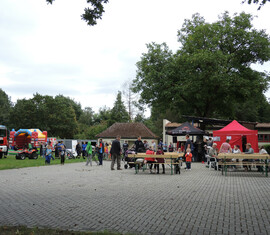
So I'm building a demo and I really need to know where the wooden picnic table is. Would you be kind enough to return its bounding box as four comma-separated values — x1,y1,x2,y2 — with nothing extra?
127,152,182,175
217,153,269,176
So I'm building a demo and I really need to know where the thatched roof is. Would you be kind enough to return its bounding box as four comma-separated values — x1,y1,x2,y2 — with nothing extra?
96,123,158,139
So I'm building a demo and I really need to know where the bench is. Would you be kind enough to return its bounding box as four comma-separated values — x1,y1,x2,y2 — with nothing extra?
217,153,270,177
127,153,182,175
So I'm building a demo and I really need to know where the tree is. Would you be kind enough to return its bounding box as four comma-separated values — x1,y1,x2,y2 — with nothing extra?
122,80,145,121
243,0,270,10
109,91,129,126
79,107,95,126
0,89,12,128
46,0,109,26
10,94,79,138
133,12,270,122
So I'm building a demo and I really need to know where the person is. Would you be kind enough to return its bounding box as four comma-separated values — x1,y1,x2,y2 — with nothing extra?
123,141,129,159
135,136,144,153
86,141,93,166
209,143,219,169
155,147,165,174
184,135,193,153
168,142,174,152
108,142,112,160
104,143,108,160
76,142,82,158
39,143,43,157
219,139,232,153
259,146,268,154
144,140,149,151
163,142,168,152
98,139,104,165
60,144,65,165
54,141,59,159
82,142,87,159
45,142,53,165
243,143,254,171
180,143,185,152
151,140,156,152
145,147,156,174
207,137,213,147
185,148,192,170
110,135,122,170
232,145,241,154
158,139,163,149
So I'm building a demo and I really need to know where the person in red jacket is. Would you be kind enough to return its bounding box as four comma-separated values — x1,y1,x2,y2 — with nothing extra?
156,147,165,174
145,147,156,174
185,147,192,170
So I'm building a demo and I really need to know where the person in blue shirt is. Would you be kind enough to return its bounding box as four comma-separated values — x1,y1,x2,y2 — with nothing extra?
82,142,87,159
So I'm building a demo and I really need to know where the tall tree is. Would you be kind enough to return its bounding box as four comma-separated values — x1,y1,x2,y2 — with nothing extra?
133,12,270,122
46,0,109,26
110,91,129,125
0,89,12,128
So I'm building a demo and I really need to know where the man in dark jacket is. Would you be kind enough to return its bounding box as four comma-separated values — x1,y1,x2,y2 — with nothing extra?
135,136,145,153
110,135,122,170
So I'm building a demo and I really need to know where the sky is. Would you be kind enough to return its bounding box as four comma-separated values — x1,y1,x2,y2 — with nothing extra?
1,0,270,114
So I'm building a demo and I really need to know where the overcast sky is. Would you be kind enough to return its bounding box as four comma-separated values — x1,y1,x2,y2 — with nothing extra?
1,0,270,114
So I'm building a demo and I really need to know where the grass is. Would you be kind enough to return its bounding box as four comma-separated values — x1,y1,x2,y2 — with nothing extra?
0,226,121,235
0,154,100,171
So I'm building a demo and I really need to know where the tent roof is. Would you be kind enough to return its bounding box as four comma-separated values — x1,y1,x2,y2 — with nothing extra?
167,122,205,136
214,120,255,133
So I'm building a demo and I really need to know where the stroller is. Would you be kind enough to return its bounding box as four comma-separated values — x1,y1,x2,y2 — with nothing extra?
124,149,136,169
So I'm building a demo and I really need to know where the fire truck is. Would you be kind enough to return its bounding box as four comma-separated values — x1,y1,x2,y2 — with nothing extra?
0,125,8,159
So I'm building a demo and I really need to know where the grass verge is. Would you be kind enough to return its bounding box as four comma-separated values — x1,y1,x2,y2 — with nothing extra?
0,226,121,235
0,154,100,171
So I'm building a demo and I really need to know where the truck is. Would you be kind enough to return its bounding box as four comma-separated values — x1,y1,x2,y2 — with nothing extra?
0,125,8,159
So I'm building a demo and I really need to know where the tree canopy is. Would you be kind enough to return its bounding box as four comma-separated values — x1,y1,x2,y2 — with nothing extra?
46,0,109,26
243,0,270,9
133,12,270,122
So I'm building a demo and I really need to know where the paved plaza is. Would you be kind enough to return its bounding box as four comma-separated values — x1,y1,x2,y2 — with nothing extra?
0,161,270,235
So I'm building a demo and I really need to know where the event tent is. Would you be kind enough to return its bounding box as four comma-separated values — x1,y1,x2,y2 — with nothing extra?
166,122,205,136
213,120,258,153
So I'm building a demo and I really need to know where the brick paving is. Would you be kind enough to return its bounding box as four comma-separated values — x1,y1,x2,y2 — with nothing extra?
0,161,270,234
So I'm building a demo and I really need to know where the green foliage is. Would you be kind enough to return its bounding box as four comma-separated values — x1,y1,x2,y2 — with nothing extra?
0,89,12,128
9,94,78,139
133,12,270,122
243,0,270,9
109,91,129,126
46,0,109,26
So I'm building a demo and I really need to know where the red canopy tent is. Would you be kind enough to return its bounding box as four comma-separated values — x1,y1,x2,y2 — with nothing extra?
213,120,258,153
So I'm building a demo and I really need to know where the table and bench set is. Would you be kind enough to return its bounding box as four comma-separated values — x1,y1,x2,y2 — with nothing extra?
127,152,182,175
217,153,270,177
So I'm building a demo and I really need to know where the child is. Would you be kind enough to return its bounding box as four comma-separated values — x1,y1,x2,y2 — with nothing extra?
185,148,192,171
45,143,52,165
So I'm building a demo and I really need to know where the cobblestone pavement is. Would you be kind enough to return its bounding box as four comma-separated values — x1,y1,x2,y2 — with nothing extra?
0,161,270,235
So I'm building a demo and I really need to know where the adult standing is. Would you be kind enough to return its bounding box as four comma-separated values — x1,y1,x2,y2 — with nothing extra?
135,136,144,153
86,141,93,166
76,142,82,158
98,138,104,165
151,140,156,152
110,135,122,170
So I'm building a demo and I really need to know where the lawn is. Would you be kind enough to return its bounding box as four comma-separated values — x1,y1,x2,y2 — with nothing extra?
0,154,99,170
0,226,121,235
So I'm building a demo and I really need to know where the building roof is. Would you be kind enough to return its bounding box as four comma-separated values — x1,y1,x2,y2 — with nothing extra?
96,122,158,139
256,123,270,128
165,122,181,128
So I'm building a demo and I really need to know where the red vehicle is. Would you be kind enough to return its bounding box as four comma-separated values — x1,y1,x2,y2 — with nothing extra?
0,125,8,159
16,148,38,160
